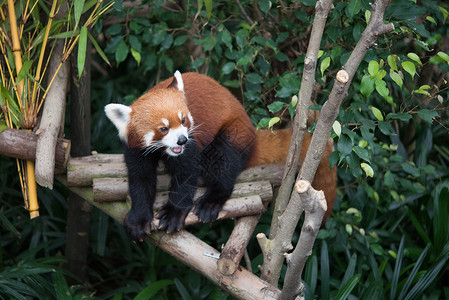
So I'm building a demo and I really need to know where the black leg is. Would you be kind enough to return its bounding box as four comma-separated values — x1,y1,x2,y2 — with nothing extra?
195,132,251,223
123,146,159,241
158,143,199,232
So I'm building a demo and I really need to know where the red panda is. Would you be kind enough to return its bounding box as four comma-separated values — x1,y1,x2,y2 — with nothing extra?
105,71,336,241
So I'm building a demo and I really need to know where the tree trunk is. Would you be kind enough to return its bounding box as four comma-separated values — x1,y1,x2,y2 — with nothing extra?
65,35,92,284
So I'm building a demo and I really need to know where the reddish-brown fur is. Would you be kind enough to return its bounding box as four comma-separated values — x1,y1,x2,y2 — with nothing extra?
129,72,337,221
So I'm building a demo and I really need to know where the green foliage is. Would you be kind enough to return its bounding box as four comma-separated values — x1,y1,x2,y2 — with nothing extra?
1,0,449,298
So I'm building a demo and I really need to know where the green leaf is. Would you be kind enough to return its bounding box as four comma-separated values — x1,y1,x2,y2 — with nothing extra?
437,51,449,62
267,101,284,113
407,53,422,65
369,106,383,121
426,16,437,25
332,120,341,137
130,48,141,66
378,121,396,135
361,76,375,97
52,272,71,300
204,0,213,19
386,112,412,121
353,146,370,162
440,6,448,23
246,72,263,84
222,62,235,75
375,79,389,98
134,279,173,300
320,57,331,76
115,39,129,66
268,117,280,128
15,59,33,85
259,0,272,14
389,70,403,88
335,274,361,300
346,0,361,18
368,61,379,76
413,85,431,96
77,26,88,78
338,134,353,157
74,0,85,26
221,29,232,49
387,55,398,71
401,162,420,177
417,109,438,124
88,31,110,66
174,35,187,46
401,61,416,79
361,163,374,177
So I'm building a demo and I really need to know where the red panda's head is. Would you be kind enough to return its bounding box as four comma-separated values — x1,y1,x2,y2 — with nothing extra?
105,71,194,156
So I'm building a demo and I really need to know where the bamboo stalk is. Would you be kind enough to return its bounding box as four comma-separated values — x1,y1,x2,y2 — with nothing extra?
7,0,39,219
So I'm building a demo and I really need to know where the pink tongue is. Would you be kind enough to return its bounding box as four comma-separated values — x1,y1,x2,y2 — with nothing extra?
172,147,182,153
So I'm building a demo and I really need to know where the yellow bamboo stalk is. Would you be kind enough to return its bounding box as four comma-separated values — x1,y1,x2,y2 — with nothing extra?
7,0,39,219
7,0,24,106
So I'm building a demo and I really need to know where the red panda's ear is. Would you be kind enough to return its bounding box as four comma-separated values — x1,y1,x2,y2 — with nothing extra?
104,103,132,142
168,70,184,92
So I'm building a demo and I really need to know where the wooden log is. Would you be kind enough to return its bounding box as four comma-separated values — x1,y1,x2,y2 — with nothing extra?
93,178,273,203
217,214,261,276
0,128,70,171
60,176,267,228
35,36,69,189
66,153,284,187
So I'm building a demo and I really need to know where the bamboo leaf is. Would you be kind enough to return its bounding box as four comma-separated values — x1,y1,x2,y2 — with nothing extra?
335,274,360,300
77,26,88,78
87,31,111,66
15,60,33,85
134,279,173,300
74,0,85,26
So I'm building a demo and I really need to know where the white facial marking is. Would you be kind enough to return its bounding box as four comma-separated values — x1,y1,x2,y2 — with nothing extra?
178,111,182,121
174,71,184,92
188,112,194,126
144,131,155,147
162,125,189,156
161,118,169,127
104,104,132,143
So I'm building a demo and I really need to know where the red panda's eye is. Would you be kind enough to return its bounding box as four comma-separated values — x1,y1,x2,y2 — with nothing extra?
160,127,168,133
181,117,186,125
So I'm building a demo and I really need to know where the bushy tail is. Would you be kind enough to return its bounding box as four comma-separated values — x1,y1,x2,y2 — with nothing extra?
247,128,337,222
247,129,293,168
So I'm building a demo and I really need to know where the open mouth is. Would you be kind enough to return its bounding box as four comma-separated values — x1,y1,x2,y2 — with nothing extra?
167,146,185,156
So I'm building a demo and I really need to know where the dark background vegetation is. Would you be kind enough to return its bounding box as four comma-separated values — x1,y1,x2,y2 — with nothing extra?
1,0,449,299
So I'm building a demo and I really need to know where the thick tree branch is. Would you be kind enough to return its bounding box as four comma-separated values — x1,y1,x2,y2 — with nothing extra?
0,128,70,171
261,0,334,285
276,0,394,297
35,38,69,189
279,181,326,300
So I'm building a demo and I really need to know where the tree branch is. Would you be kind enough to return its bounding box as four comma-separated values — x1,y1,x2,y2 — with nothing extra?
279,181,326,300
261,0,334,284
276,0,394,297
35,37,69,189
0,128,70,171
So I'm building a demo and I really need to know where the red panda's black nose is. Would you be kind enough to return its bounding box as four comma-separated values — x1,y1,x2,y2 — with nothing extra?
177,135,188,145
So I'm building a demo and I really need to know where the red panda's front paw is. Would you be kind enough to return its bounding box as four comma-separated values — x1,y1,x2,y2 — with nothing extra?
157,203,191,233
194,200,223,223
124,210,154,242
